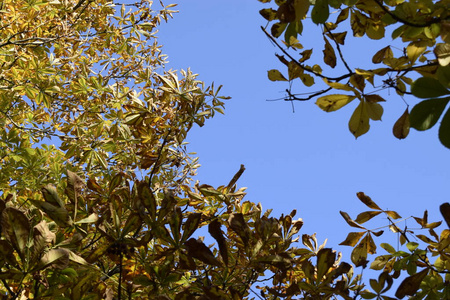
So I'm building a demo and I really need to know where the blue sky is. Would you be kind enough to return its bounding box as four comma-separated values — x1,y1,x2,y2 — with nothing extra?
158,1,449,254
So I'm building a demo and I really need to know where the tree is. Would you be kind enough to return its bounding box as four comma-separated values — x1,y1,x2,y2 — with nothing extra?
0,0,449,299
257,0,450,148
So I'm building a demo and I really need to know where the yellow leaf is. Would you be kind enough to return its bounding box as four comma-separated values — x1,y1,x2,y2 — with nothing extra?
267,69,288,81
348,100,370,138
372,46,393,64
323,78,356,92
316,94,356,112
340,231,365,247
406,41,428,64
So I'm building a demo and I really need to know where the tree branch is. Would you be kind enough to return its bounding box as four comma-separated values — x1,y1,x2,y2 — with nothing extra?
372,0,447,28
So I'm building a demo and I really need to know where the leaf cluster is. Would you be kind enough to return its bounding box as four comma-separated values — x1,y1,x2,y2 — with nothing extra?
258,0,450,147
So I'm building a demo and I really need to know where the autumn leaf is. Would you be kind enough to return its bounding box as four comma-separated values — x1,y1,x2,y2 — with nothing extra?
316,94,356,112
393,108,410,139
356,192,381,210
185,238,222,267
348,100,370,138
268,69,288,81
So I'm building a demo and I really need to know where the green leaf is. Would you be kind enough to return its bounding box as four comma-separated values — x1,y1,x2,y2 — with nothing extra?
311,0,329,24
316,94,356,112
411,77,450,99
406,242,419,252
410,97,450,131
438,107,450,148
268,69,288,81
316,248,335,282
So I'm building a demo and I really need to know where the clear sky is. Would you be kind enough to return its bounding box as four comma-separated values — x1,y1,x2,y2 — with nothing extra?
158,1,449,256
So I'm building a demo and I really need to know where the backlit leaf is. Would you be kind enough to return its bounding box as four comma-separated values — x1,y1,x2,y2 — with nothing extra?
339,231,365,247
268,69,288,81
356,192,381,210
372,46,393,64
355,211,382,224
348,100,370,138
340,211,365,229
316,94,356,112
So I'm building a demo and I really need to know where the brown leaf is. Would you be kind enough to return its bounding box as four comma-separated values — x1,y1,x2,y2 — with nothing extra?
350,74,365,92
355,211,382,224
277,1,296,23
182,213,202,242
385,210,402,219
393,108,410,140
185,238,221,267
372,46,393,64
339,232,365,247
208,219,228,265
365,94,386,103
356,192,381,210
228,213,251,247
323,37,336,68
440,203,450,228
340,211,366,229
395,268,428,298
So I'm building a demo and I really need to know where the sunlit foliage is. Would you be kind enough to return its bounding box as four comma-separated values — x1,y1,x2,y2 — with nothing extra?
259,0,450,148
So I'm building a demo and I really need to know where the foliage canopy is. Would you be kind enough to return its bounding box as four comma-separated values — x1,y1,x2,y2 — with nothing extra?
0,0,450,299
258,0,450,148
